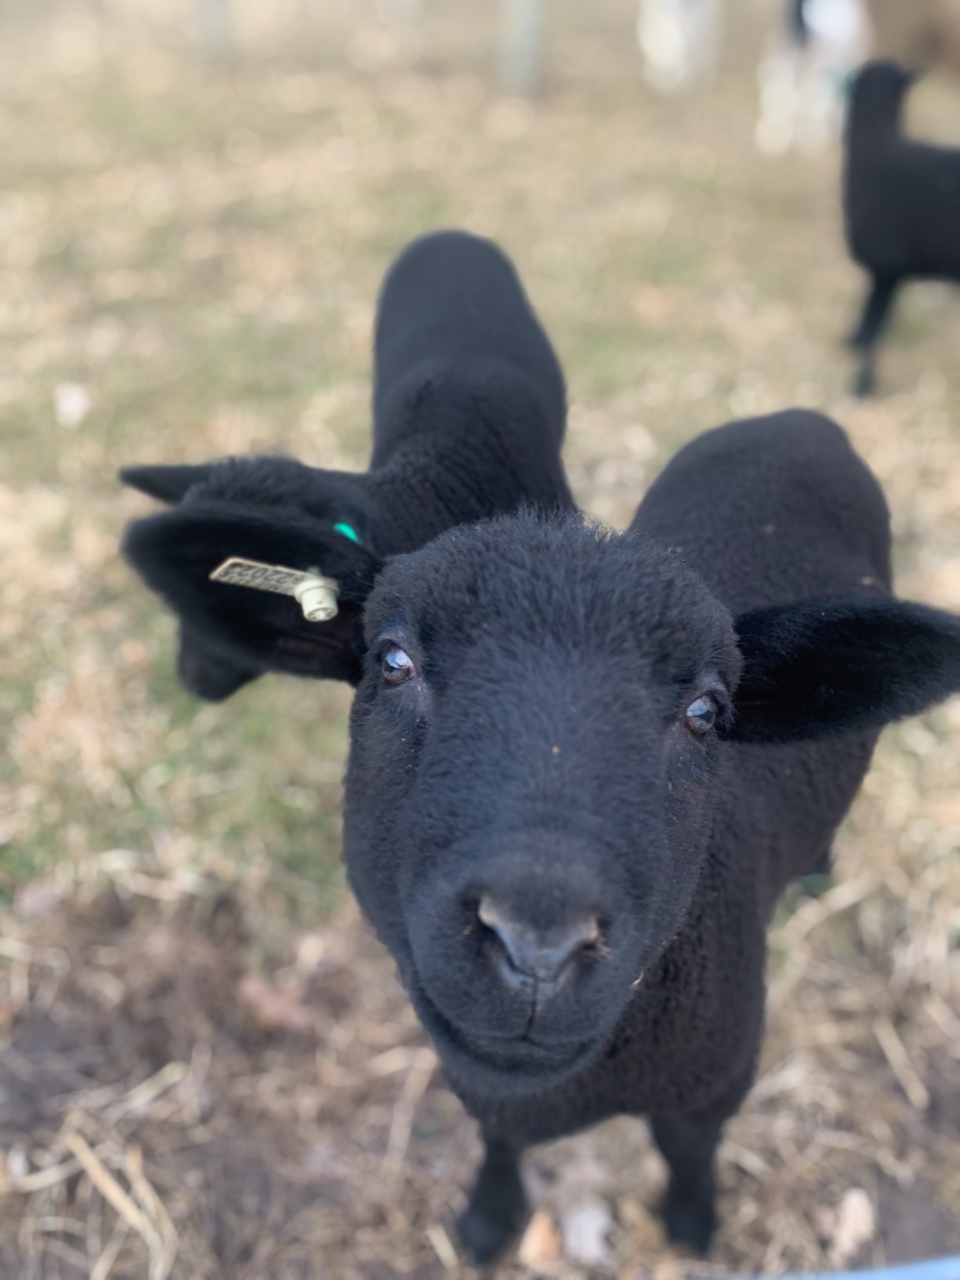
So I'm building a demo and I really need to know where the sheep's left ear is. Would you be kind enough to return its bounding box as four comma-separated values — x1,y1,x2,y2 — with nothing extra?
722,597,960,744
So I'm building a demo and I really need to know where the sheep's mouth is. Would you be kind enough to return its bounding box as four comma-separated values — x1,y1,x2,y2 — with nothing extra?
407,975,597,1095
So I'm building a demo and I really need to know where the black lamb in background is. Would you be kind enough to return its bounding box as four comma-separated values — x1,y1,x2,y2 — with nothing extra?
121,234,960,1268
844,59,960,396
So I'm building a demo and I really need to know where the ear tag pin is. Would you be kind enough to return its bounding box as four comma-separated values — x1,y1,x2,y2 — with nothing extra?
210,557,339,622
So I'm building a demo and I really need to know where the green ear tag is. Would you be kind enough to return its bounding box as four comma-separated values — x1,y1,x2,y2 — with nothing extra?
333,522,360,545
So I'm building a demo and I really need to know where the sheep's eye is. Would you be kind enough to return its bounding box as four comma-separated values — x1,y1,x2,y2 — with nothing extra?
685,693,718,736
381,646,416,685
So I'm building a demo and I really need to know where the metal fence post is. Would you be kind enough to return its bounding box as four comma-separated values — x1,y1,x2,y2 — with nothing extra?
190,0,231,60
499,0,546,97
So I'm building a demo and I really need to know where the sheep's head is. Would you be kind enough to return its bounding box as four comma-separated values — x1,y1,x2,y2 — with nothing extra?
848,59,921,134
343,513,743,1095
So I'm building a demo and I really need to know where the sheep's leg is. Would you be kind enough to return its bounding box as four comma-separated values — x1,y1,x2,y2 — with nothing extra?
847,272,896,346
649,1111,724,1254
650,1061,755,1255
849,273,899,397
458,1137,528,1265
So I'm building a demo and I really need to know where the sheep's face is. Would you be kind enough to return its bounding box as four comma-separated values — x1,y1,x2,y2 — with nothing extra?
343,513,741,1098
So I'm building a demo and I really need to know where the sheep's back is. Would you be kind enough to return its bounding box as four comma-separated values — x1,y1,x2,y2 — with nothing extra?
371,230,567,462
630,410,892,614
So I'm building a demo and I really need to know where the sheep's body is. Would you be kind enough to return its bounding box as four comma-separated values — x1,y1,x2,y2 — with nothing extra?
122,234,960,1269
367,229,572,550
336,402,960,1263
844,60,960,395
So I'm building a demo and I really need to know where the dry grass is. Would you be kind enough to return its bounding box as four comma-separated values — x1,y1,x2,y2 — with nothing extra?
1,2,959,1276
0,815,958,1278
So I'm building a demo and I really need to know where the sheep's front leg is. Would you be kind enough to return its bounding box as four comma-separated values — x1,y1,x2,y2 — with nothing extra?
650,1111,724,1254
848,273,900,397
458,1137,528,1266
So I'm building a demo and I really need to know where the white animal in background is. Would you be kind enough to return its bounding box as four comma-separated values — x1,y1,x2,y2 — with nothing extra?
636,0,724,94
756,0,868,154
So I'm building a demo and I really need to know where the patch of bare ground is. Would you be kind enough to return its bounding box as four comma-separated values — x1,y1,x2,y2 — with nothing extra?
0,817,957,1277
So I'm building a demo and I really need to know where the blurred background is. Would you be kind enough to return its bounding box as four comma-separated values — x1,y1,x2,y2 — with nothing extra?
1,2,959,1277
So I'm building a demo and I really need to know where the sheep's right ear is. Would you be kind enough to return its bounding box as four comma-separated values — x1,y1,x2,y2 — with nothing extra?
724,596,960,744
122,503,382,694
176,622,264,702
120,464,213,505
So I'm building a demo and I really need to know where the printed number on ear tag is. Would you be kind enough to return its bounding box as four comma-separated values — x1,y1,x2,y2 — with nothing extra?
210,557,339,622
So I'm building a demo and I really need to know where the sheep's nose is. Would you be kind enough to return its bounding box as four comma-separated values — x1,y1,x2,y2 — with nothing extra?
477,896,600,1000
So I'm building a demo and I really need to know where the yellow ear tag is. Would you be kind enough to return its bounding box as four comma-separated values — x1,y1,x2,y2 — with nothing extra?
209,556,339,622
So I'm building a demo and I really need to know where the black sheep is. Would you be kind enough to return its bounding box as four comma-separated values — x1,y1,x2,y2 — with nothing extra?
121,239,960,1267
120,229,573,697
844,59,960,396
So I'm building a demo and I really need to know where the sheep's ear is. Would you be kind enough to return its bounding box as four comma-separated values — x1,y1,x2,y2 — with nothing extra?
177,622,264,702
119,464,213,504
122,504,382,694
723,597,960,744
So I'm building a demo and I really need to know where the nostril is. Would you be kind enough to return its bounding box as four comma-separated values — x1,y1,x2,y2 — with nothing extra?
477,896,601,988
